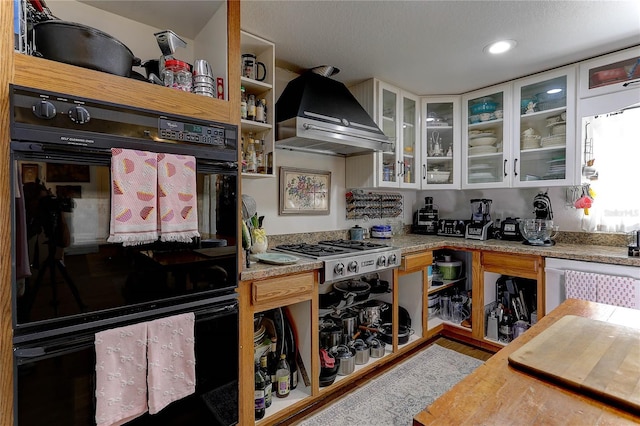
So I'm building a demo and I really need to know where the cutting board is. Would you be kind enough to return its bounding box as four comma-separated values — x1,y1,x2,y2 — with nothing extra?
508,315,640,413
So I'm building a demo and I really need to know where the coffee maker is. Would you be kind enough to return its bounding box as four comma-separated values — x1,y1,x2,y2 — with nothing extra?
413,197,439,235
465,198,493,240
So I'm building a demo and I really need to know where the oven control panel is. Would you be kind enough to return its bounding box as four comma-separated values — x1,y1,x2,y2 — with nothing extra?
322,248,402,284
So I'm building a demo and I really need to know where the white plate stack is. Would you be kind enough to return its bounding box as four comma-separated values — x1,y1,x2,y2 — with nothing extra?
469,129,499,155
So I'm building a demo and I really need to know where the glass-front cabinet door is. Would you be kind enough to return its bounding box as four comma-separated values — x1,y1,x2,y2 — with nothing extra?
512,66,576,187
421,96,461,188
462,84,511,188
376,82,420,189
378,82,400,187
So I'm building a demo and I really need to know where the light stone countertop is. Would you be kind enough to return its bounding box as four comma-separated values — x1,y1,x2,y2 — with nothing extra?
240,235,640,282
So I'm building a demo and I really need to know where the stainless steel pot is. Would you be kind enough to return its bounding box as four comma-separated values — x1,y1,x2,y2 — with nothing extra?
319,324,343,348
351,339,370,365
33,20,140,77
358,300,388,326
368,338,386,358
330,344,355,376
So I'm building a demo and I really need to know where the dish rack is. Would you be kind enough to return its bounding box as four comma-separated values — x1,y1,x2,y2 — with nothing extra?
346,190,403,220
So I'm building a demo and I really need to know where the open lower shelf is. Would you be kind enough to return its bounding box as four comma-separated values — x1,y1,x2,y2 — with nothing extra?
427,316,472,332
321,346,394,390
260,385,311,423
427,277,466,295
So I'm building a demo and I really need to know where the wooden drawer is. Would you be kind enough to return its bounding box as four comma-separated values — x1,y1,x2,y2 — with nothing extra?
252,272,315,311
400,251,433,273
482,251,541,277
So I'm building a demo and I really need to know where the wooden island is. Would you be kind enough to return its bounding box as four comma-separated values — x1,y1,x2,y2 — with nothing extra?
413,298,640,425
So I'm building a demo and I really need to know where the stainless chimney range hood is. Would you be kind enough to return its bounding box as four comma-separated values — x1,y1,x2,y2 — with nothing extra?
275,66,392,156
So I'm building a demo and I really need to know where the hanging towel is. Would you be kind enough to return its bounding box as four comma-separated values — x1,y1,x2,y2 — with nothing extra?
95,323,148,426
596,274,640,309
107,148,158,246
157,153,200,243
564,270,597,302
147,312,196,414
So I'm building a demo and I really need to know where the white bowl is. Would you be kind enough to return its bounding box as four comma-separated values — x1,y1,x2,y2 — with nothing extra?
427,170,450,183
469,136,497,147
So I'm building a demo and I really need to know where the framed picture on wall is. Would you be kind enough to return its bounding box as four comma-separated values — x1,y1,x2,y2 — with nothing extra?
21,164,39,183
279,167,331,215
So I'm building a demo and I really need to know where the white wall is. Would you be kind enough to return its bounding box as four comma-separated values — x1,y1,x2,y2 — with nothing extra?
415,187,583,232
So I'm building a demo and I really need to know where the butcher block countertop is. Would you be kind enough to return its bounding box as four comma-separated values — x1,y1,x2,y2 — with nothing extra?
412,299,640,425
240,234,640,281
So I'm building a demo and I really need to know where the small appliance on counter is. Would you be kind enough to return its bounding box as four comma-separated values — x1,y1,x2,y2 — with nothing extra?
533,191,553,220
465,198,493,240
628,230,640,257
437,219,468,237
497,217,524,241
412,197,439,235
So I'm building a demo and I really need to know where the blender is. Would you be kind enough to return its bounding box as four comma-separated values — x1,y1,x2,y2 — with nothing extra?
465,198,493,240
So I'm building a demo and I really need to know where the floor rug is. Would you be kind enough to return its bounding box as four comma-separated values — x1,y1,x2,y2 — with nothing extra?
296,344,484,426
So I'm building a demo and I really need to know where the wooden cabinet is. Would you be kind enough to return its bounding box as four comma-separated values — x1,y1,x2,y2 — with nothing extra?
399,251,433,343
346,78,421,189
1,3,240,426
474,251,544,351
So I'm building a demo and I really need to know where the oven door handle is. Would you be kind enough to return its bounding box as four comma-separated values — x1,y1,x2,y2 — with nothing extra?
14,334,96,363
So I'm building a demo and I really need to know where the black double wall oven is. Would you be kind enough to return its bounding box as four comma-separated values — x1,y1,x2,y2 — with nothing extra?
10,85,240,426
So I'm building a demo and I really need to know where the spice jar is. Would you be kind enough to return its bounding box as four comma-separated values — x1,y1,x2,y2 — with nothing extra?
162,59,192,92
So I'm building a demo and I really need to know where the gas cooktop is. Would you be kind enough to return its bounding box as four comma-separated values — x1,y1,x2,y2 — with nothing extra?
274,240,391,259
273,240,402,283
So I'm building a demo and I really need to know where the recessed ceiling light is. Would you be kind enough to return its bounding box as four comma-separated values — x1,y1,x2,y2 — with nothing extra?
484,40,517,55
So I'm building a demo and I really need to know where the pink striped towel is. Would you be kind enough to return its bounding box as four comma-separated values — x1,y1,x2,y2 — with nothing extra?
95,323,148,426
146,312,196,414
564,270,597,302
157,153,200,243
107,148,158,246
596,274,640,309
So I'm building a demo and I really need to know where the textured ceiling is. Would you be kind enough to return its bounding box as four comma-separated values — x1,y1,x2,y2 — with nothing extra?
241,1,640,95
77,1,640,95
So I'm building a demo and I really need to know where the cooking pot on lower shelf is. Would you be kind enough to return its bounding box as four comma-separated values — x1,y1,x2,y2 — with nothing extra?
378,323,414,345
33,20,140,77
333,280,371,302
350,339,370,365
319,324,343,348
358,300,388,326
330,345,356,376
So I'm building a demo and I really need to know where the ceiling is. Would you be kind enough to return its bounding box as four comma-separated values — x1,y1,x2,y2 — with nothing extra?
80,1,640,95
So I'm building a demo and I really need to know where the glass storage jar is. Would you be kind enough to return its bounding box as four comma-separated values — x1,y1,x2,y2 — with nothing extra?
162,59,193,92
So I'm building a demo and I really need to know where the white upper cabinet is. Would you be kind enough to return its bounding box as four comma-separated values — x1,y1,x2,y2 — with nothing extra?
511,66,577,188
346,79,420,189
579,46,640,99
462,83,512,189
421,96,461,189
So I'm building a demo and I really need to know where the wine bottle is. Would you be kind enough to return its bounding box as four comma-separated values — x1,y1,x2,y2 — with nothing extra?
260,354,272,408
267,337,278,392
254,362,266,419
275,353,290,398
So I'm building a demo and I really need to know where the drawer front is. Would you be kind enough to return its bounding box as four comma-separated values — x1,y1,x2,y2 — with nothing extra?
482,251,541,276
401,251,433,272
252,272,314,310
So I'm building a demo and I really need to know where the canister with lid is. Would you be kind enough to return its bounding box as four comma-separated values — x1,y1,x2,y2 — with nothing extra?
162,59,192,92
